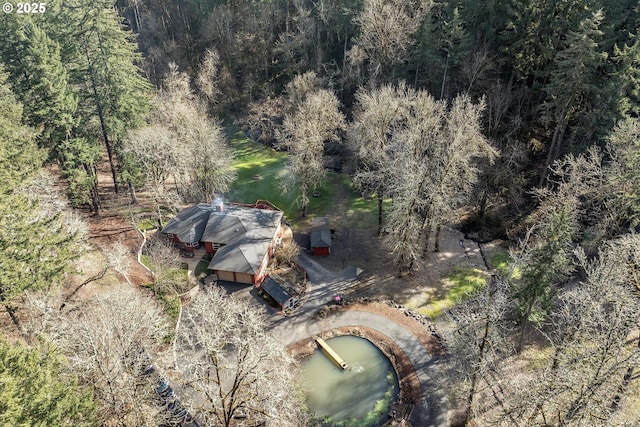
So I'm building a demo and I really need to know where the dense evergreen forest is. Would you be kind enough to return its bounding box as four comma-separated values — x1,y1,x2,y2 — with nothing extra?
1,0,640,426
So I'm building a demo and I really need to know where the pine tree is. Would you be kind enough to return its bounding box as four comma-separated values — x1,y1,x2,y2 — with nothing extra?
0,18,76,148
512,189,579,350
540,10,607,182
46,0,152,192
0,66,42,189
0,339,97,426
0,70,81,324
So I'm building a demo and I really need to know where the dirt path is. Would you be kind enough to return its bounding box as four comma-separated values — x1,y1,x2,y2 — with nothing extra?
82,159,153,286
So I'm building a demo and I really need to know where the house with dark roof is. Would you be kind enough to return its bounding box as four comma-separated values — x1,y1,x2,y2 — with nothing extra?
311,217,331,256
161,200,284,285
162,204,212,250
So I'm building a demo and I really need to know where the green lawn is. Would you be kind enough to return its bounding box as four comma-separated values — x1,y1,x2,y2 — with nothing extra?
227,133,295,217
488,248,521,280
419,267,489,319
227,132,380,228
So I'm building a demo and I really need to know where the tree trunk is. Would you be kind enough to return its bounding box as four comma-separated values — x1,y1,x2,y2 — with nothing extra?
60,267,108,310
377,191,384,236
517,289,539,352
466,317,491,425
86,48,119,193
422,219,432,258
610,333,640,411
85,163,101,214
90,180,101,215
3,304,21,329
440,53,449,100
477,190,488,226
128,181,138,205
539,113,568,186
434,224,442,252
156,204,163,229
301,182,308,217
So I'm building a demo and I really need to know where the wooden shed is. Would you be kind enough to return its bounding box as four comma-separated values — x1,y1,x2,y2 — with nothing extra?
260,276,299,311
311,217,331,256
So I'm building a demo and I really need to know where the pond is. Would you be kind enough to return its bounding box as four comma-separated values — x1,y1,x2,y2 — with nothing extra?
301,335,398,426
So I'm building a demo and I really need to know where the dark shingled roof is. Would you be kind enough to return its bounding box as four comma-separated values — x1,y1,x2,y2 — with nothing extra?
261,276,293,306
205,206,283,274
163,202,283,276
311,217,331,248
161,204,212,244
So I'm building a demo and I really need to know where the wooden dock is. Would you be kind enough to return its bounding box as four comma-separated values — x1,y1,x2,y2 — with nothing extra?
316,338,348,370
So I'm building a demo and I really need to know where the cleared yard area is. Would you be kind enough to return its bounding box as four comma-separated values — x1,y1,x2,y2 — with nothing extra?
226,132,380,228
227,132,291,214
418,267,489,318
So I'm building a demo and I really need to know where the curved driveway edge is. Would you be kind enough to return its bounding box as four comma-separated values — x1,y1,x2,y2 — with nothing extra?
268,254,448,426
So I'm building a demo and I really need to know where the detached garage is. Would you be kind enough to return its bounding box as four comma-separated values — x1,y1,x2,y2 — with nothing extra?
260,276,299,311
311,217,331,256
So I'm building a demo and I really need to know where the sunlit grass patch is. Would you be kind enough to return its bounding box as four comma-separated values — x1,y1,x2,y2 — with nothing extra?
227,132,297,219
227,133,381,228
488,248,521,280
420,267,489,319
519,346,554,370
419,300,451,319
136,217,156,231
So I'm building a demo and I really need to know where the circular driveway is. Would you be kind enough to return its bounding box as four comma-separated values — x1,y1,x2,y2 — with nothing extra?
268,254,448,427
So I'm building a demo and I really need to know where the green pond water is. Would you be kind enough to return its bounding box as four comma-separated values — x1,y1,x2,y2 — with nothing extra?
301,335,398,426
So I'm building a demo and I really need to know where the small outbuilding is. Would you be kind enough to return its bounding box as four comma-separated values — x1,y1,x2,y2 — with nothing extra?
311,217,331,256
260,276,299,311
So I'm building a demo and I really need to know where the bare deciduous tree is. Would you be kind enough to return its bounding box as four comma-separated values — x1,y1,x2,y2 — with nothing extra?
244,71,321,146
349,83,409,235
158,65,237,202
124,65,236,211
416,95,497,254
123,124,180,226
196,48,222,108
352,0,427,82
359,88,495,272
273,241,301,267
444,276,514,426
278,85,345,217
52,286,170,427
142,235,188,296
502,235,640,426
175,287,307,427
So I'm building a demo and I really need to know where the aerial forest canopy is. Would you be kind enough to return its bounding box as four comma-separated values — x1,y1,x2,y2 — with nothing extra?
1,0,640,426
1,0,638,226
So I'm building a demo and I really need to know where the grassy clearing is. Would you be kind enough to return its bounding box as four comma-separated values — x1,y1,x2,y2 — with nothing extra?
136,217,157,231
419,267,489,318
306,172,382,229
487,248,521,280
227,133,294,215
227,132,379,228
